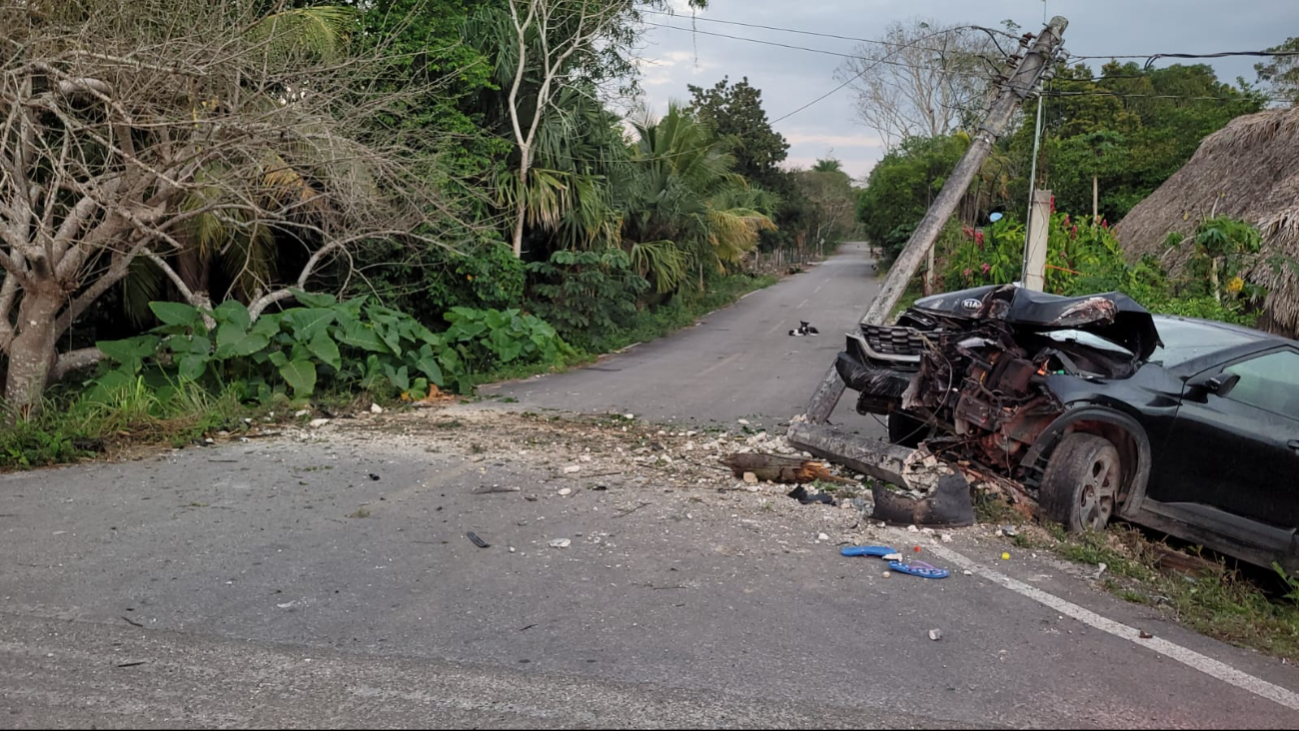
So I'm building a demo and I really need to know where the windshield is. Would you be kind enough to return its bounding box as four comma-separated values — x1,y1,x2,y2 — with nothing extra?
1148,318,1257,366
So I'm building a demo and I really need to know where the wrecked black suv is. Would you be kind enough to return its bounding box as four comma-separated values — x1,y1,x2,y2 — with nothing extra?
836,284,1299,570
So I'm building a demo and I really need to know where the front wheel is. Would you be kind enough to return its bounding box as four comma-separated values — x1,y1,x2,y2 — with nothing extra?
1039,433,1122,532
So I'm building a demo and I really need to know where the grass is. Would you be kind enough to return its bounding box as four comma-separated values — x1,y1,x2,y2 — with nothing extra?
0,378,252,469
1010,516,1299,662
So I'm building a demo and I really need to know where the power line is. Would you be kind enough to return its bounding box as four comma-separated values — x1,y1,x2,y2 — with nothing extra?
639,9,1017,52
1042,90,1283,103
639,21,993,78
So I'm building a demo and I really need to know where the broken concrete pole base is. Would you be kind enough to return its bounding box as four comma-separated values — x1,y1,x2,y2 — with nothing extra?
870,473,976,528
787,422,976,528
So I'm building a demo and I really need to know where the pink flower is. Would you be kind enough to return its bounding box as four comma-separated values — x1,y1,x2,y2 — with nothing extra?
962,226,975,239
980,262,991,274
962,268,972,278
1101,218,1109,229
1050,195,1056,212
1062,213,1071,227
974,230,985,248
1071,225,1079,236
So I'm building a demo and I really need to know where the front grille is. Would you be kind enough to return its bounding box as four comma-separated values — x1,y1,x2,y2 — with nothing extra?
861,325,927,360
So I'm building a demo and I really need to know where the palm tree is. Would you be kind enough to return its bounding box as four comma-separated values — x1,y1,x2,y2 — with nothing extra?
621,104,775,292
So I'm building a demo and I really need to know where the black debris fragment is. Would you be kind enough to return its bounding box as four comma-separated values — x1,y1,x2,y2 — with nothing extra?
787,486,837,506
466,532,490,548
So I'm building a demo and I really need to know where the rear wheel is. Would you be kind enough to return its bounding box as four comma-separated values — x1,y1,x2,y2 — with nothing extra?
1040,433,1122,532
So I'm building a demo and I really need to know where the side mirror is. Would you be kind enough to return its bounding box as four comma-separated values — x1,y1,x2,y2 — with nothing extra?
1191,372,1240,398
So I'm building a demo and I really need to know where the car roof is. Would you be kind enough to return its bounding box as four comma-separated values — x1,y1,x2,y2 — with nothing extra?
1148,315,1296,367
1150,315,1276,343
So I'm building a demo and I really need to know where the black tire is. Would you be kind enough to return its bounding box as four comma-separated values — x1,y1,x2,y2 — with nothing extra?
887,411,930,448
1039,433,1122,532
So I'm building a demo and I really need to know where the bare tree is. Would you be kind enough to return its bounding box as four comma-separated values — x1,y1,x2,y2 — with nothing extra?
835,19,1001,149
0,0,466,410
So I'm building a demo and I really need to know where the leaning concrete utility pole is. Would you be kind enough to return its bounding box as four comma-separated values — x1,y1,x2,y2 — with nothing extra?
796,17,1069,428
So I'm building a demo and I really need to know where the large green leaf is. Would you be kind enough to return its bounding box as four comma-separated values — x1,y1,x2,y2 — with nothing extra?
414,354,444,386
383,363,410,392
307,330,342,371
335,320,390,353
212,300,251,330
279,359,317,397
282,308,337,341
290,289,339,308
178,354,208,381
150,302,201,328
95,336,159,373
215,330,271,359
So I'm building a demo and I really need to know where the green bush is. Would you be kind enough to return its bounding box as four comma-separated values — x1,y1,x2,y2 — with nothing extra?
526,249,650,351
942,211,1265,326
92,295,570,402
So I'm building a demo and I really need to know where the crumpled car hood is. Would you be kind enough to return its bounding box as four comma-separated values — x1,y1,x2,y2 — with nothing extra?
912,284,1162,361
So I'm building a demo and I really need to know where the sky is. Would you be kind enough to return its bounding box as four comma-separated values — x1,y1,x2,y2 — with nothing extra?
631,0,1299,181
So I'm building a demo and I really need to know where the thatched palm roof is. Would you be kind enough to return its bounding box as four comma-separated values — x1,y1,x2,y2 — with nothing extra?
1115,105,1299,337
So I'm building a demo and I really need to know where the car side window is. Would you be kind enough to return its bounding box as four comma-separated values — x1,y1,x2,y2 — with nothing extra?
1222,350,1299,417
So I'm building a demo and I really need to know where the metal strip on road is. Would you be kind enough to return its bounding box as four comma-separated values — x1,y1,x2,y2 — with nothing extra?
929,544,1299,713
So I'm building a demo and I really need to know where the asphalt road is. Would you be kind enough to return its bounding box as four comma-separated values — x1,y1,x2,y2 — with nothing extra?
483,242,883,433
3,243,1299,728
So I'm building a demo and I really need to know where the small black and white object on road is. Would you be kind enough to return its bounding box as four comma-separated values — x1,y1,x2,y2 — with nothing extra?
788,321,820,337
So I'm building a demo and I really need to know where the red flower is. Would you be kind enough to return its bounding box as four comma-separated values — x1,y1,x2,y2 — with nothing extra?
1050,195,1056,212
1062,213,1070,227
962,226,975,239
962,268,972,278
1071,225,1079,237
980,262,991,274
974,230,985,248
1101,218,1109,229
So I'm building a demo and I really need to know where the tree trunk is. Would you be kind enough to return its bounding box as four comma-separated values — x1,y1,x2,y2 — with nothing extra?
4,288,63,412
1092,175,1099,223
512,154,530,258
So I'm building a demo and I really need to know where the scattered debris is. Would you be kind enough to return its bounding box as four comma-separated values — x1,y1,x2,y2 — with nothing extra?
472,485,521,495
1000,525,1019,538
882,571,891,578
1139,630,1154,640
370,403,384,414
929,629,943,641
721,452,853,485
119,616,144,628
742,471,759,485
115,661,147,668
841,545,898,558
466,532,490,548
549,538,572,549
817,533,830,542
738,419,750,426
309,418,331,428
962,570,974,576
563,465,582,474
368,473,380,481
787,486,836,507
888,560,950,579
941,533,953,543
1094,563,1108,580
1001,552,1011,560
558,487,573,496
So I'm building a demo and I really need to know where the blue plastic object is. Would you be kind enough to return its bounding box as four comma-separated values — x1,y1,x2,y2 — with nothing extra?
840,545,899,558
887,560,949,579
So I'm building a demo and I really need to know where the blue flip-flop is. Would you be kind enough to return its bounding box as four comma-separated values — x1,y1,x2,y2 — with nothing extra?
841,545,899,558
887,560,950,579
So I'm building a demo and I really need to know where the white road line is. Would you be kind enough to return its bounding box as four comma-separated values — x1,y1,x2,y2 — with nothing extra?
928,543,1299,713
796,298,808,310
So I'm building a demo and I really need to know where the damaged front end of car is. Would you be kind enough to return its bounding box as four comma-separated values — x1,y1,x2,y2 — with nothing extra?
836,284,1162,498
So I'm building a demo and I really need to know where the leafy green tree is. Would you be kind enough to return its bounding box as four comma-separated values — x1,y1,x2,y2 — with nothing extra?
856,135,967,261
687,76,790,189
1255,37,1299,105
